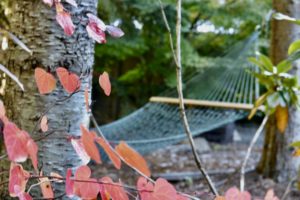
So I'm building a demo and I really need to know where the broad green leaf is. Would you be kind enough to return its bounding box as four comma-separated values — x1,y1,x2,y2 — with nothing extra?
288,40,300,55
290,141,300,148
277,60,292,73
248,57,266,71
259,54,273,72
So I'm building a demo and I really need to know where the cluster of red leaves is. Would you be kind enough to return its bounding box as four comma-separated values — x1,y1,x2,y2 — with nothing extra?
63,165,188,200
72,125,150,177
35,67,111,97
42,0,124,43
35,67,80,94
0,103,36,199
137,177,188,200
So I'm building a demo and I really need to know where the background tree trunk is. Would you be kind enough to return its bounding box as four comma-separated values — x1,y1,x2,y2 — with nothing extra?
0,0,97,197
258,0,300,181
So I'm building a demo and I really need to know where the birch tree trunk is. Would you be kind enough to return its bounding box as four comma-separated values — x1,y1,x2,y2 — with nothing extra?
257,0,300,181
0,0,97,197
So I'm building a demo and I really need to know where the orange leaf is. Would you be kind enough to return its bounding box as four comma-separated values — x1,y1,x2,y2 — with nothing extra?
100,177,129,200
56,67,81,94
214,196,226,200
39,172,54,199
34,68,56,94
40,115,48,132
80,125,101,163
99,71,111,96
115,141,151,177
275,106,289,134
84,87,90,112
96,137,121,169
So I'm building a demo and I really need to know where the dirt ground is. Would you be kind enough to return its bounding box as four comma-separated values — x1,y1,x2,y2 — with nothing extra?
91,140,300,200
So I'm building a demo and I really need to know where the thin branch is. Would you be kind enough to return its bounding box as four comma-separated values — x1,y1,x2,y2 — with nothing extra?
90,113,200,200
158,0,218,195
90,113,154,184
281,178,296,200
240,115,269,191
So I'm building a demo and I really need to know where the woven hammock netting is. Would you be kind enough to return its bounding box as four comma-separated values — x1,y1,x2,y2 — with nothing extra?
99,31,261,155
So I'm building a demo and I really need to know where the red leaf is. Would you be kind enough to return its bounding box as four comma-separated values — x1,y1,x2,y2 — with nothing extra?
65,168,74,197
14,185,33,200
115,141,151,177
9,163,30,197
137,177,177,200
99,71,111,96
100,177,129,200
106,25,124,38
56,67,81,94
34,68,56,94
74,165,99,199
80,125,101,163
71,138,90,165
4,122,29,162
26,139,39,171
95,137,121,169
56,4,75,36
86,13,106,43
40,115,48,132
137,177,153,200
225,187,251,200
152,178,177,200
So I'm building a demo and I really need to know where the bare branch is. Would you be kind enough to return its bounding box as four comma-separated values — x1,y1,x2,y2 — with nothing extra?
158,0,219,195
240,115,269,191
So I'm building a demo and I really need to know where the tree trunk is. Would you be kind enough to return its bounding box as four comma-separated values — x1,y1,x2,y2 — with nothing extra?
0,0,97,197
257,0,300,181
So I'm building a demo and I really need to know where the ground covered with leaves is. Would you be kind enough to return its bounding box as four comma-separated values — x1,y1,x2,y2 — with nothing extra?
92,131,300,200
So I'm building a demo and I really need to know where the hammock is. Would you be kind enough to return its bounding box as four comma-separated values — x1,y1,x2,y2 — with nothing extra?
99,31,261,155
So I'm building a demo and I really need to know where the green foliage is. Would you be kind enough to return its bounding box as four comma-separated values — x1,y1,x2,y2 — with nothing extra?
248,49,300,118
94,0,272,119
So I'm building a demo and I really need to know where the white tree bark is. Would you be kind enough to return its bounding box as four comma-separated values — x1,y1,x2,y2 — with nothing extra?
0,0,97,197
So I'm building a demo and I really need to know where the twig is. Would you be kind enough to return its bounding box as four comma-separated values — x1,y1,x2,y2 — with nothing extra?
281,178,296,200
158,0,218,195
90,113,200,200
240,115,269,191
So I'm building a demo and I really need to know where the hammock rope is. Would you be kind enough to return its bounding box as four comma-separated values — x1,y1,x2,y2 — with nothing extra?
99,31,261,155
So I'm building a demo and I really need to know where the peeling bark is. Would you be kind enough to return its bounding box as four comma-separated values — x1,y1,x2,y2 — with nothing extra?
0,0,97,197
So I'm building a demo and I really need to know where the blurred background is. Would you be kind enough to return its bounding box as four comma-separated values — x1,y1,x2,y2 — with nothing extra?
92,0,272,124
